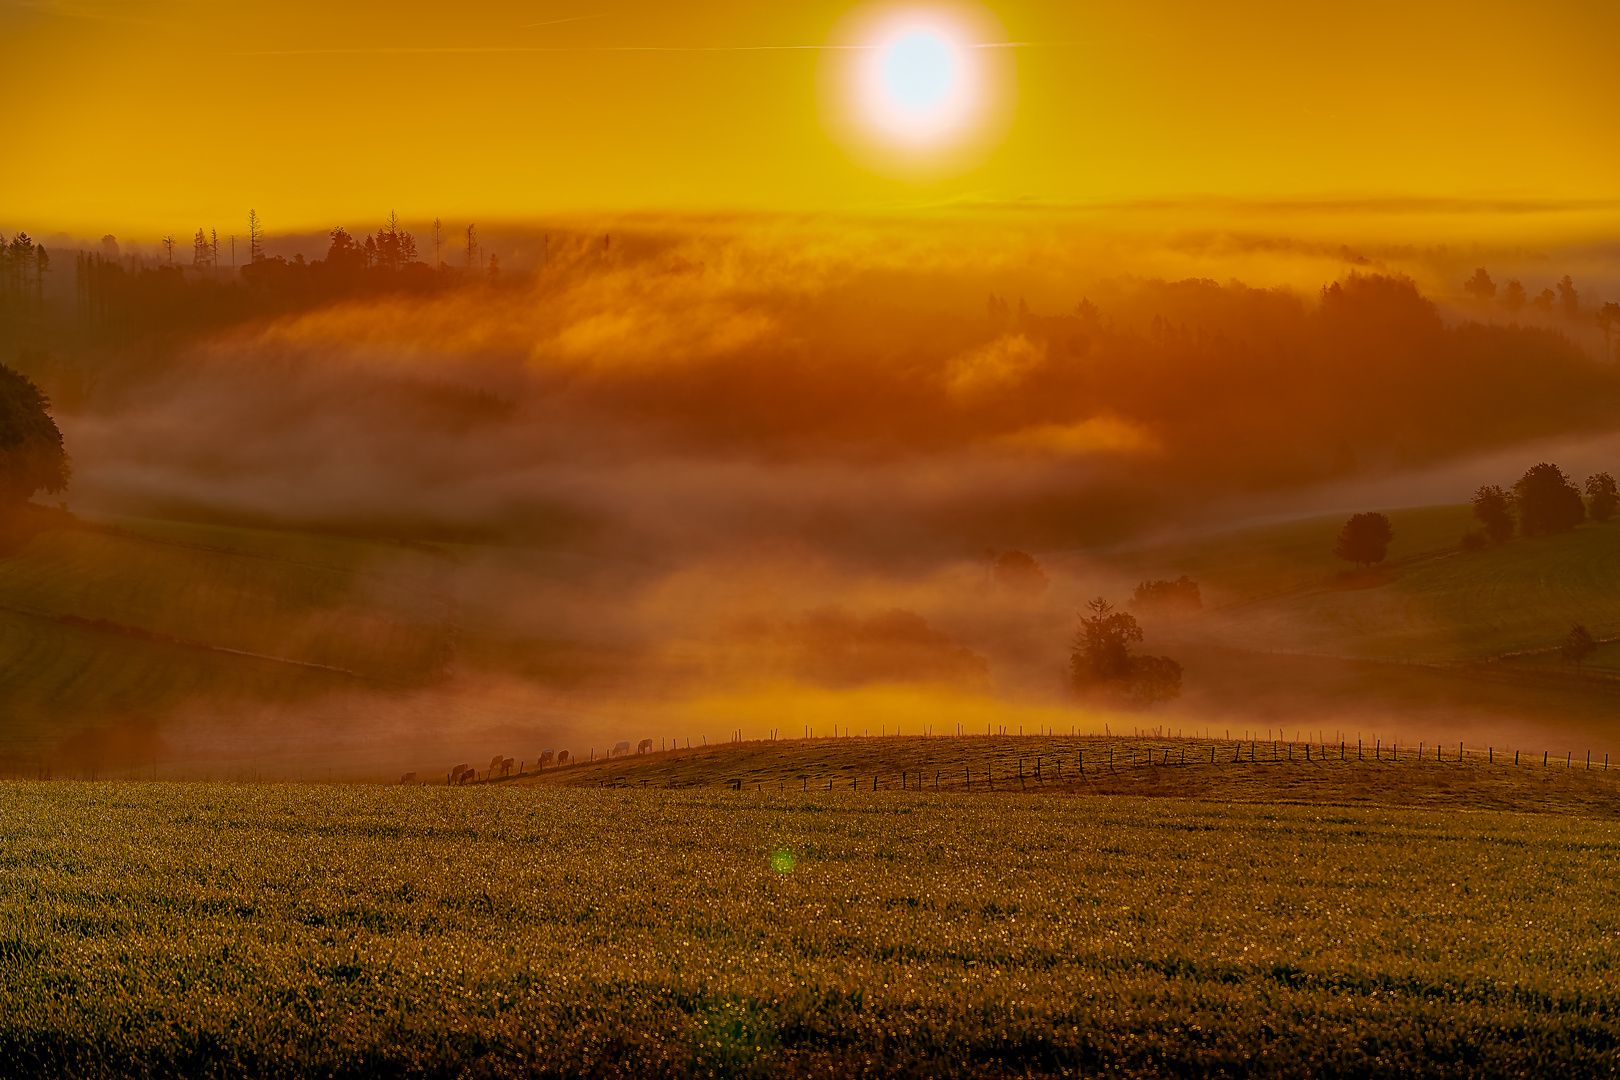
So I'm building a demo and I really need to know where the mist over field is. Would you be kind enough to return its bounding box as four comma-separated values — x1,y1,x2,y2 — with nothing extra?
8,214,1620,776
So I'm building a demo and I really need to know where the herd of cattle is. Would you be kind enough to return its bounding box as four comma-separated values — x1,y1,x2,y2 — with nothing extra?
406,738,659,784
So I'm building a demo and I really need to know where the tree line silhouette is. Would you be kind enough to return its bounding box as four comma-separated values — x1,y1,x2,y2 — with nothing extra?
1,234,49,315
1462,267,1620,360
2,210,508,346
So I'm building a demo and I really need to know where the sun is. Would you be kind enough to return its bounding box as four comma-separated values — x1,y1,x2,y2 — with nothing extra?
862,24,970,145
818,1,1016,176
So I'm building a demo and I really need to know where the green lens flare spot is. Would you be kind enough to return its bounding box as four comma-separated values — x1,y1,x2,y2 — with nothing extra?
770,849,796,874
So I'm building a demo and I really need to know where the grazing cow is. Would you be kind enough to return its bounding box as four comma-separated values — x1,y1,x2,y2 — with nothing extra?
401,772,416,784
501,757,514,777
611,741,631,759
540,749,555,768
490,754,505,773
453,764,472,785
450,764,470,785
556,750,571,766
637,738,653,755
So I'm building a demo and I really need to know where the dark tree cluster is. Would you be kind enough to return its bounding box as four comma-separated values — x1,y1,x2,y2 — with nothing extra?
1514,463,1586,536
1069,597,1182,709
1132,575,1202,613
1,233,49,314
1463,463,1611,549
1562,624,1597,671
1333,512,1394,569
1464,268,1620,360
0,364,69,511
989,549,1049,595
1468,485,1514,546
1585,472,1617,523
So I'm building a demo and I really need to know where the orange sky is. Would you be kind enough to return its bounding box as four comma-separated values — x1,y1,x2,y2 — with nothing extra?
5,0,1619,235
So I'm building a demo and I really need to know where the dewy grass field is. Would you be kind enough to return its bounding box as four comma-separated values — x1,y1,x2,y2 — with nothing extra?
2,778,1618,1078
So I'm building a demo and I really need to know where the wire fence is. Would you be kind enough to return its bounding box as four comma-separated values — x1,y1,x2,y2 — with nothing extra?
541,734,1619,792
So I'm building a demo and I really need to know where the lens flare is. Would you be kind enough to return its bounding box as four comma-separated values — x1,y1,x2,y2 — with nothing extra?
818,1,1016,177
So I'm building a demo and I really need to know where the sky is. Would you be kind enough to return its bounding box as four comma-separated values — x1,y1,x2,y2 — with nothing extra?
6,0,1620,235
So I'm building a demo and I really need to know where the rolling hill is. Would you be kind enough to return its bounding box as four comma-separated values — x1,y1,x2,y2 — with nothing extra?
3,501,1620,778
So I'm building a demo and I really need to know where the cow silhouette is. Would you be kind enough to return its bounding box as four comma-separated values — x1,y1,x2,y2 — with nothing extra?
500,757,514,777
611,741,631,759
450,764,471,785
556,750,571,766
490,754,505,773
540,749,555,768
637,739,653,755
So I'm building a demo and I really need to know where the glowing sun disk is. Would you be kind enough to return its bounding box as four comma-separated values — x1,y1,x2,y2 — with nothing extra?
881,30,957,114
818,0,1016,175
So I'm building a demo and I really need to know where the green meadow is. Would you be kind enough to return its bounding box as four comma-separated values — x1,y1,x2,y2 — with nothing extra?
1,780,1617,1078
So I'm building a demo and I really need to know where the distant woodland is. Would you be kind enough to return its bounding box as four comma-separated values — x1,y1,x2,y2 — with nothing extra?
3,215,1620,549
2,212,508,348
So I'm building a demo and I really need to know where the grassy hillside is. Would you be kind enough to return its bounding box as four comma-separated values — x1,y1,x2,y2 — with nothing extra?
1099,504,1476,606
0,516,458,761
501,733,1620,816
1110,505,1620,665
4,781,1618,1078
6,500,1620,776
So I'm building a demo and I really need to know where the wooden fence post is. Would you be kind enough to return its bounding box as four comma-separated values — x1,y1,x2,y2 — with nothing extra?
1544,751,1549,767
1489,747,1493,763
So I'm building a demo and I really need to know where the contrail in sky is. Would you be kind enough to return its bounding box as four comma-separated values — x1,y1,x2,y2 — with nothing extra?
521,13,618,28
236,42,1052,55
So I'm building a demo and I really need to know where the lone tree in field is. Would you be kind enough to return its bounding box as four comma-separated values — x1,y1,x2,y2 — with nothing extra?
1333,512,1394,569
0,365,70,510
1514,463,1585,535
1562,624,1597,671
1472,484,1515,544
1586,472,1618,523
1069,597,1182,708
